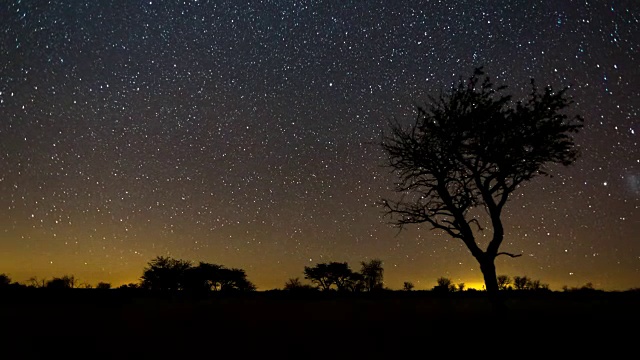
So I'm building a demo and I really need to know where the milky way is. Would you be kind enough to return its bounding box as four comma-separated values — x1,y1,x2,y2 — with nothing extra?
1,0,638,290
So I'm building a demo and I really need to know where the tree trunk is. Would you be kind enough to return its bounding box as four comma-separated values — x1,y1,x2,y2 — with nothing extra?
479,255,506,313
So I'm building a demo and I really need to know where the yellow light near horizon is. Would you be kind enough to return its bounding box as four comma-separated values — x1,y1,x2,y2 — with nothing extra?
462,282,486,291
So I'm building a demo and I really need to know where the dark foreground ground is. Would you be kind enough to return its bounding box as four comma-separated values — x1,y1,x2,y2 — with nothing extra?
1,289,638,358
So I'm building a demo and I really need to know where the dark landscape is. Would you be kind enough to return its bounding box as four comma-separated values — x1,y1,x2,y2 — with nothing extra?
1,287,638,358
2,2,639,358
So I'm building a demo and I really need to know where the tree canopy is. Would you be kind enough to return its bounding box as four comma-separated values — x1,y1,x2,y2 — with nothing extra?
140,256,256,293
140,256,192,291
304,262,363,292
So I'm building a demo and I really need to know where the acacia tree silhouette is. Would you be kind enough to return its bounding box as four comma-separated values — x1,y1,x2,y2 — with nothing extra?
141,257,256,293
218,267,257,292
141,256,192,291
380,67,583,305
304,262,360,291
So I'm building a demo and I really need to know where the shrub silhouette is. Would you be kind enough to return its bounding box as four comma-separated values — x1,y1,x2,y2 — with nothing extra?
513,276,530,290
0,273,11,288
283,277,317,292
96,282,112,290
433,277,456,293
403,282,414,291
497,275,511,290
45,275,77,289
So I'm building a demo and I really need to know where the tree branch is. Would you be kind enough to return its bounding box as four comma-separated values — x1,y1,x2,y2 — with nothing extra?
496,252,522,258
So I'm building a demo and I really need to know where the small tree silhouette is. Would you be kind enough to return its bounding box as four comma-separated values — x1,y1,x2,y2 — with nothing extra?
284,277,302,289
218,268,256,292
304,262,358,291
96,282,112,290
46,275,77,289
345,272,366,292
580,282,597,291
303,263,332,290
529,279,542,290
512,276,550,291
140,256,192,291
0,273,11,288
360,259,384,292
433,277,456,293
513,276,530,290
457,283,465,292
403,282,414,291
28,276,47,288
497,275,511,290
284,277,317,292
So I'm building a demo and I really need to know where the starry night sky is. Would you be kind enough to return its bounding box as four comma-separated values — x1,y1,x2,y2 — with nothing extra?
1,0,638,291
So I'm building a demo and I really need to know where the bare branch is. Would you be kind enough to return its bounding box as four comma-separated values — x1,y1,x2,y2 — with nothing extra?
496,252,523,258
468,218,484,232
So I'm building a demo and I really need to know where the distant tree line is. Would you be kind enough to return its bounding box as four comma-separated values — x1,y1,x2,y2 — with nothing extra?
0,263,635,294
284,259,385,293
281,259,560,294
428,275,552,293
0,256,256,293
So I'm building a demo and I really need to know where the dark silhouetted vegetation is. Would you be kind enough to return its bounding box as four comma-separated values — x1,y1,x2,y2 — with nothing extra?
513,276,550,291
1,260,638,359
283,277,317,292
403,281,414,291
303,262,362,291
360,258,385,292
433,277,456,293
302,260,387,292
0,273,11,287
140,256,256,294
141,256,192,291
118,283,141,290
46,275,77,289
513,275,530,290
96,282,112,290
497,275,511,290
380,67,583,303
27,276,47,288
562,282,603,293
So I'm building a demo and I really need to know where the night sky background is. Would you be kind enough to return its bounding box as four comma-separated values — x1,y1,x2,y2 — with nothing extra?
1,0,638,291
